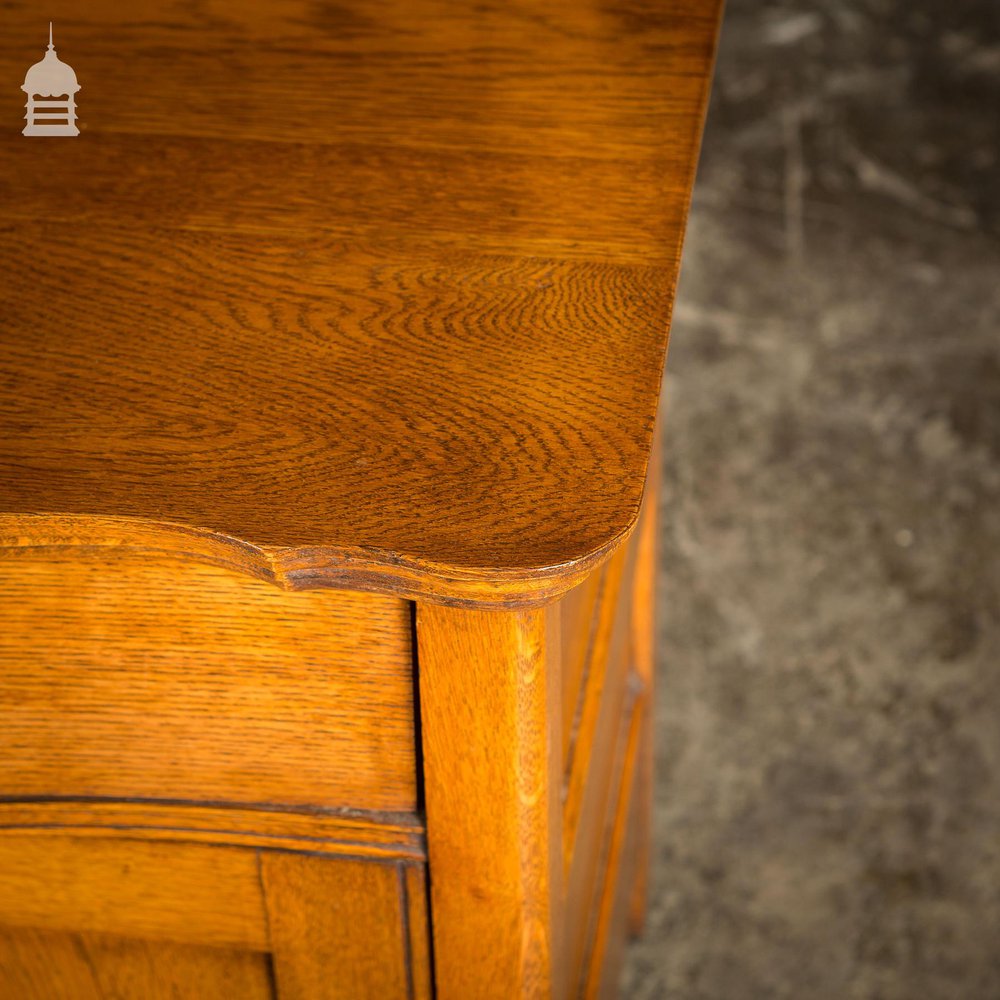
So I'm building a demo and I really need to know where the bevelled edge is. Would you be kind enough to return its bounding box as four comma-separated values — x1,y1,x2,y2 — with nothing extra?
0,511,638,609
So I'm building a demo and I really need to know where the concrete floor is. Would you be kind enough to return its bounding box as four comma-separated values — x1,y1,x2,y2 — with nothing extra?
621,1,1000,997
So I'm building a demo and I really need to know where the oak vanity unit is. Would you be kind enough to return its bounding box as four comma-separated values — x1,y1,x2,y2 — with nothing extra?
0,1,722,996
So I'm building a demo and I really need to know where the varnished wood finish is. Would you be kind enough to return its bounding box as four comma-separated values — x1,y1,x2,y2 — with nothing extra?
559,567,606,761
0,1,722,994
261,854,423,1000
0,550,416,812
416,503,658,998
0,834,432,998
0,835,269,950
417,604,564,999
0,927,274,1000
562,542,637,867
628,430,662,935
0,801,425,861
403,865,435,1000
587,697,647,1000
560,538,642,998
0,0,722,608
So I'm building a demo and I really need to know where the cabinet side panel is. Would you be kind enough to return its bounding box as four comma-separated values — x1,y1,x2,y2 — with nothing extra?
628,432,660,932
558,472,657,995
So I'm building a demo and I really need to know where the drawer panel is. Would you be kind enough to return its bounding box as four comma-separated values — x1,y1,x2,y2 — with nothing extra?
0,834,268,950
0,926,274,1000
0,832,432,1000
0,551,417,813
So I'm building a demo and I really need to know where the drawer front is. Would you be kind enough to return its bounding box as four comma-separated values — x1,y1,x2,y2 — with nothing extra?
0,551,417,813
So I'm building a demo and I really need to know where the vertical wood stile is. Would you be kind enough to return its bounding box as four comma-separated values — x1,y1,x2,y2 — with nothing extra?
260,853,412,999
417,604,564,999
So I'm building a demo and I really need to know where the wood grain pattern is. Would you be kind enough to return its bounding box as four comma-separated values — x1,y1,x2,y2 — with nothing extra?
0,927,273,1000
403,864,434,1000
0,550,417,813
561,552,640,997
585,688,646,1000
0,841,431,997
0,928,104,1000
0,1,722,992
416,604,564,999
0,0,723,607
559,566,606,760
0,835,269,950
562,539,637,867
260,853,422,1000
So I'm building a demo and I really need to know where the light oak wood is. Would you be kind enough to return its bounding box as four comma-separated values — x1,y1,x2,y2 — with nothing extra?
0,0,723,994
403,864,434,1000
561,542,641,997
628,429,662,934
587,693,646,1000
0,0,722,609
0,928,105,1000
0,801,425,861
261,854,424,1000
0,835,269,950
0,836,433,998
562,541,637,867
559,567,606,761
0,927,273,1000
0,550,416,813
417,604,564,999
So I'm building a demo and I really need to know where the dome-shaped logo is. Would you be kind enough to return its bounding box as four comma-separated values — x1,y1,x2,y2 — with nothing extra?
22,23,81,137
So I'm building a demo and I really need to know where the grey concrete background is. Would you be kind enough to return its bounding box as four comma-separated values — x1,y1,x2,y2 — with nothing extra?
621,1,1000,997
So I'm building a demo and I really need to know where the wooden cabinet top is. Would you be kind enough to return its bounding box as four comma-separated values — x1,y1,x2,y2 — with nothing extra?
0,0,722,607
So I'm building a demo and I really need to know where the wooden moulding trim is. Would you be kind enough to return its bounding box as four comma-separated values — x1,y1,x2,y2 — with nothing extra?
0,800,426,862
0,510,640,609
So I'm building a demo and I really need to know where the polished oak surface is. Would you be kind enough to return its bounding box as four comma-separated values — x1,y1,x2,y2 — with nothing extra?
0,550,417,812
0,0,721,606
0,2,722,995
